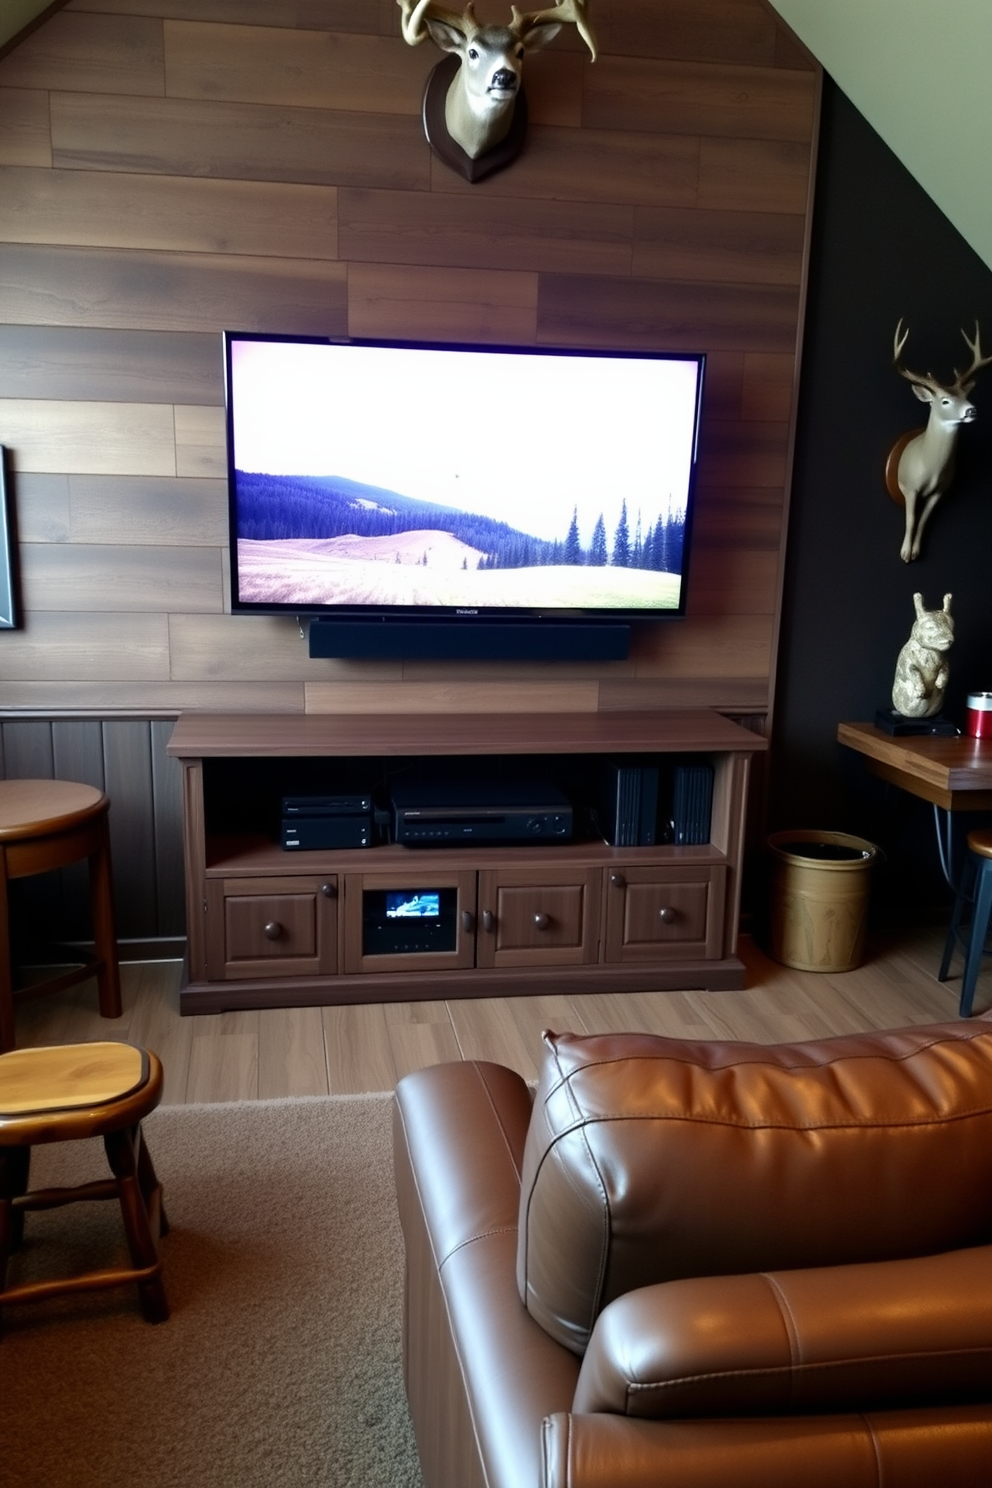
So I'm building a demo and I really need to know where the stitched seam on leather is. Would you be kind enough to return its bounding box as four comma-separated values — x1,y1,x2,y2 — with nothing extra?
438,1224,518,1269
520,1039,568,1319
621,1344,992,1395
862,1415,884,1487
574,1118,611,1342
547,1107,992,1134
524,1038,609,1347
550,1037,612,1343
557,1027,991,1078
762,1271,802,1405
474,1060,525,1185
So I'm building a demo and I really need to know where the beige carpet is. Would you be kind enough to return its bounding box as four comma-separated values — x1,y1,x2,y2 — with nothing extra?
0,1094,425,1488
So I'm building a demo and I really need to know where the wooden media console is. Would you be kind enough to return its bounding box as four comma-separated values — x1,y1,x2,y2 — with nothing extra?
168,710,765,1014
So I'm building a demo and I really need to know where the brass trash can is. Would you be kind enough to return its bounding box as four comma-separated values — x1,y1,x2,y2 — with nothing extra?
767,830,879,972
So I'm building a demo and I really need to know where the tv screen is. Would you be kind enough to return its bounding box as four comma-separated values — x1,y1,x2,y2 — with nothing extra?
224,332,704,625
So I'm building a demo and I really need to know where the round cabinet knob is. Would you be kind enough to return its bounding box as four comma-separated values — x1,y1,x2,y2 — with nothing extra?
320,882,336,899
533,912,550,931
610,873,626,889
481,910,495,933
461,909,475,933
263,921,283,940
658,907,677,924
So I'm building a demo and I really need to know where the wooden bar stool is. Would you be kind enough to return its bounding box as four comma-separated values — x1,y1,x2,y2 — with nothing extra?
939,828,992,1016
0,779,123,1054
0,1041,168,1326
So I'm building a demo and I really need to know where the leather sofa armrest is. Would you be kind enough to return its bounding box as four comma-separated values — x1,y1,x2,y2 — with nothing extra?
573,1245,992,1419
543,1407,992,1488
395,1060,581,1488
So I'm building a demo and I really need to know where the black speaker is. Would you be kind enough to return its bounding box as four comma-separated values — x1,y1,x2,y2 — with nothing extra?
307,619,631,661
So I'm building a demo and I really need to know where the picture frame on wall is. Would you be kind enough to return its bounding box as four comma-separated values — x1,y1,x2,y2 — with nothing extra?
0,447,17,629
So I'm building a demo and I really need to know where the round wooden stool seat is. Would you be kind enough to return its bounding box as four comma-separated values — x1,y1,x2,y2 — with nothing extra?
967,829,992,861
0,779,122,1054
0,779,108,843
0,1041,169,1325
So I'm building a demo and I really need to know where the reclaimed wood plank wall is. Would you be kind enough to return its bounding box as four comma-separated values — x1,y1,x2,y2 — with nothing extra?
0,0,817,938
0,0,818,720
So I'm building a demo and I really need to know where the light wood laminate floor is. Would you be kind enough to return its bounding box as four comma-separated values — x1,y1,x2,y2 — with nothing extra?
10,926,978,1105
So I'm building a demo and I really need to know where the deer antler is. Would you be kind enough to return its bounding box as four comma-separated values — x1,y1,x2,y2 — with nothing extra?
510,0,597,59
397,0,479,46
892,320,946,395
894,319,992,395
952,322,992,391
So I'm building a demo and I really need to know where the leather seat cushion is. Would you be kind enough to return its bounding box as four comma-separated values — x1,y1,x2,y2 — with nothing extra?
573,1245,992,1416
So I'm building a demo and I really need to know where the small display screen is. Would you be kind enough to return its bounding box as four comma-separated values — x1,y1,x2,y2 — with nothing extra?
363,886,458,956
386,890,440,918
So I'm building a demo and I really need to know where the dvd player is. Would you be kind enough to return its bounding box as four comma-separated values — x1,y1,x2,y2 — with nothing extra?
391,781,572,846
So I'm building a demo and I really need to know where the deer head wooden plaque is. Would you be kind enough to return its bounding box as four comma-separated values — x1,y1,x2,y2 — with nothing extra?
397,0,597,181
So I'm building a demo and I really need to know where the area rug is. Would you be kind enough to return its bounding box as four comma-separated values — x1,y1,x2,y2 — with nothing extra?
0,1095,425,1488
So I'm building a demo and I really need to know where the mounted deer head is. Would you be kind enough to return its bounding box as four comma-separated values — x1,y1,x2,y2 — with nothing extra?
398,0,596,178
886,320,992,562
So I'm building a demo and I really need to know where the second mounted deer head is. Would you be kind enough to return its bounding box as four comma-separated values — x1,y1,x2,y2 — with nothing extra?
398,0,596,180
886,320,992,562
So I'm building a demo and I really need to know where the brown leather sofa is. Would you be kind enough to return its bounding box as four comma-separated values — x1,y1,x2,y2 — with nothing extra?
393,1022,992,1487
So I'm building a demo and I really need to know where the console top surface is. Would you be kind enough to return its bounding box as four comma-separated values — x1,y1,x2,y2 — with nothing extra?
168,710,767,760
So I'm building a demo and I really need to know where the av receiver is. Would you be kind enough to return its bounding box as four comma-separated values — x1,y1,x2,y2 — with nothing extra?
391,781,572,846
281,793,373,850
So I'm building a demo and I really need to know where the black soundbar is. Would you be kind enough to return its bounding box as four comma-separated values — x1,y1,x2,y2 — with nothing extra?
307,619,631,661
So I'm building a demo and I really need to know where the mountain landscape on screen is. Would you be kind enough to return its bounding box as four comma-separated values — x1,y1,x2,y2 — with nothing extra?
234,470,687,609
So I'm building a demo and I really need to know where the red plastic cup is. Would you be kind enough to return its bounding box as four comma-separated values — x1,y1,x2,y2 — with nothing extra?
967,692,992,738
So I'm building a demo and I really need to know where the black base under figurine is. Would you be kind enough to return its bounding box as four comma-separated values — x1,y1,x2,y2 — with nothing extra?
422,55,529,182
874,707,960,737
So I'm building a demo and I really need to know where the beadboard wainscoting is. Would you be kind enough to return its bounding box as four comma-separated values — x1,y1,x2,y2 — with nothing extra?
0,714,185,945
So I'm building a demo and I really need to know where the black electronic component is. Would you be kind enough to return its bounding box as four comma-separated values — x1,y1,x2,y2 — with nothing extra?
281,816,372,850
598,760,660,846
390,780,572,846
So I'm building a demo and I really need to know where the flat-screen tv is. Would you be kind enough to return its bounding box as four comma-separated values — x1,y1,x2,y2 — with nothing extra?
223,332,705,659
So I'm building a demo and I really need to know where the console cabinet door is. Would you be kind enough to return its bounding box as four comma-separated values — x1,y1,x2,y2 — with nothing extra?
605,864,727,962
341,870,477,974
476,868,602,969
206,875,338,980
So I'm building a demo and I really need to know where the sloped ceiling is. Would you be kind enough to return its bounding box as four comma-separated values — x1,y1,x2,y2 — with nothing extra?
5,0,990,273
0,1,61,54
766,0,992,273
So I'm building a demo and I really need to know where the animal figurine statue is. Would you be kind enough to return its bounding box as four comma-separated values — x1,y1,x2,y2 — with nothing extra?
397,0,596,178
891,592,954,718
887,321,992,562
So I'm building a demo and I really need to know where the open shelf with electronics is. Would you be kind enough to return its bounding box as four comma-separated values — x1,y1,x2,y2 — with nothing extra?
167,710,766,1014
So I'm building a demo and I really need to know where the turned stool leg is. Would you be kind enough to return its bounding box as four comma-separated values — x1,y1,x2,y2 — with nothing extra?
0,1145,30,1330
0,1144,30,1256
89,817,122,1021
104,1123,169,1323
0,851,14,1055
136,1124,169,1237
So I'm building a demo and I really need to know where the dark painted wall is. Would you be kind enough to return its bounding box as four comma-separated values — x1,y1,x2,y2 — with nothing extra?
771,77,992,917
